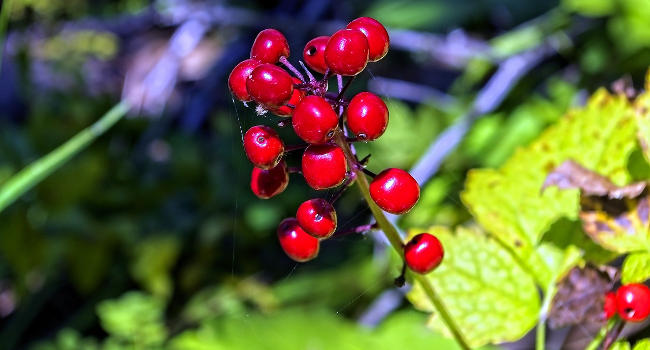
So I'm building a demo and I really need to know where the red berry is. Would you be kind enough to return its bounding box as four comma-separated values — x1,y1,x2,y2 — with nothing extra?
228,59,261,102
296,198,337,239
246,63,294,107
303,36,329,74
346,92,389,140
269,78,305,117
604,292,617,320
404,233,444,274
301,144,347,190
324,29,369,76
292,95,339,144
250,160,289,199
346,17,390,62
250,29,290,64
616,283,650,322
243,125,284,169
369,168,419,214
277,218,319,262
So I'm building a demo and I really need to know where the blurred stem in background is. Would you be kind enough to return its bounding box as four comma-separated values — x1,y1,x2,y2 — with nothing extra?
0,0,13,70
0,101,130,212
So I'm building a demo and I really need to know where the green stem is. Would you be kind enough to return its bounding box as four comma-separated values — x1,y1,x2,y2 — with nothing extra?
585,318,616,350
0,101,130,212
0,0,14,71
334,133,471,350
535,279,556,350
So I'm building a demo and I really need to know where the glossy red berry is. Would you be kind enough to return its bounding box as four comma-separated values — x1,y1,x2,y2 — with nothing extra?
250,29,290,64
250,160,289,199
296,198,337,239
604,292,617,320
246,63,294,107
292,95,339,144
243,125,284,169
346,92,389,140
269,77,305,117
369,168,420,214
228,59,261,102
301,144,347,190
277,218,319,262
324,29,369,76
346,17,389,62
616,283,650,322
404,233,444,274
303,36,329,74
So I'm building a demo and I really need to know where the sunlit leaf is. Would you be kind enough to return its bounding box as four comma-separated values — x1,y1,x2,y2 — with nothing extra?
96,292,166,346
622,252,650,284
462,89,637,285
406,226,539,348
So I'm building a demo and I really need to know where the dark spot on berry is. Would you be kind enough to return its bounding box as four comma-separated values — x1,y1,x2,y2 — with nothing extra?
358,133,367,140
307,46,317,56
326,130,334,138
257,136,266,144
314,214,322,221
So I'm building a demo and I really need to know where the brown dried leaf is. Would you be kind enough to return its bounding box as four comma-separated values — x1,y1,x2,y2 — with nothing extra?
542,160,647,199
543,161,650,253
548,264,617,329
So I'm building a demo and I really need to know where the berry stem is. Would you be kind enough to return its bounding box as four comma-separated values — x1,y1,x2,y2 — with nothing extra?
284,143,308,152
361,168,377,178
335,75,355,103
333,132,471,350
602,320,625,350
279,56,305,83
334,223,376,237
329,172,356,203
298,60,316,82
585,319,616,350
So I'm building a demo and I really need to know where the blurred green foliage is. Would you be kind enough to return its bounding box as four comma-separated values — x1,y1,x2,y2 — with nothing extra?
3,0,650,349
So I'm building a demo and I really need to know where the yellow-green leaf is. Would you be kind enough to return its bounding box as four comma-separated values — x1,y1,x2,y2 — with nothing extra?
622,251,650,284
462,89,637,286
406,226,539,348
634,339,650,350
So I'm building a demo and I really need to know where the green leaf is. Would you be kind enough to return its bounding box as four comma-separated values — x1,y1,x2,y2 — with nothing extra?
462,89,637,286
622,251,650,284
635,75,650,164
562,0,616,16
130,235,180,299
96,292,167,346
634,339,650,350
612,340,633,350
406,226,539,348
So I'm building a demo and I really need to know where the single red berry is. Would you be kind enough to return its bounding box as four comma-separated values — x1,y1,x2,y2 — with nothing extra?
604,291,617,320
292,95,339,144
296,198,337,239
301,144,347,190
369,168,420,214
324,29,369,76
250,29,290,64
404,233,444,274
277,218,319,262
270,77,305,117
346,92,389,140
228,59,261,102
616,283,650,322
303,36,329,74
250,160,289,199
346,17,389,62
246,63,294,107
243,125,284,169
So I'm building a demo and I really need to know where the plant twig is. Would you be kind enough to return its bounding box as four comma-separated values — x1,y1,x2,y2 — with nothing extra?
0,101,130,212
334,132,471,350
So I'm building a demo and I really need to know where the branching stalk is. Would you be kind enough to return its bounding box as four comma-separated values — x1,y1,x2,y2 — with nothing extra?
333,132,471,350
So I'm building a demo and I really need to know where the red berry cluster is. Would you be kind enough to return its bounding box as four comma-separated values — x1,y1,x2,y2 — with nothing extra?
229,18,443,273
604,283,650,322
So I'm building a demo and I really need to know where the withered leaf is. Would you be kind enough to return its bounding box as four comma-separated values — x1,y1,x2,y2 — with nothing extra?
548,264,617,330
543,160,650,253
542,160,647,199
